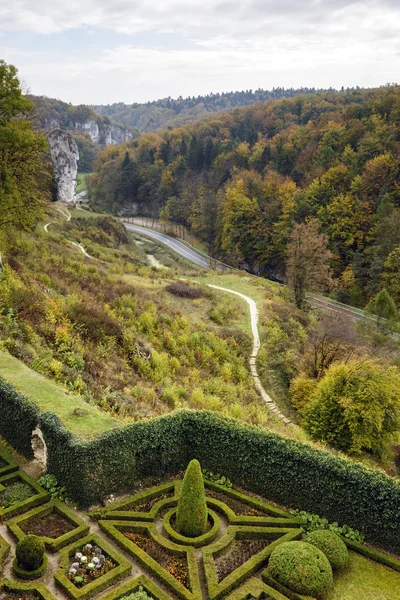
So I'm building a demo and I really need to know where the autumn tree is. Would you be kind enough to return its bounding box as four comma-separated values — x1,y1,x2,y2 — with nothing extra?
366,288,398,330
303,359,400,457
0,60,50,230
286,219,333,308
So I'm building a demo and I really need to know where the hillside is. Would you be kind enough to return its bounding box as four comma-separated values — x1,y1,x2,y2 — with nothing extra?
88,85,400,308
91,87,340,132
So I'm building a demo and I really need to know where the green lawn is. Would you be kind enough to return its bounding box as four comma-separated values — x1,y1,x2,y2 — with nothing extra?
327,552,400,599
0,351,117,441
76,172,92,193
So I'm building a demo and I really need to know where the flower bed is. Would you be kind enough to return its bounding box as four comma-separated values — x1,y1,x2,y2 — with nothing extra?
215,539,270,582
55,534,131,600
0,471,49,520
7,501,89,552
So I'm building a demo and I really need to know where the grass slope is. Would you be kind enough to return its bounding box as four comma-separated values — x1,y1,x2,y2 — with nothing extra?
0,351,117,440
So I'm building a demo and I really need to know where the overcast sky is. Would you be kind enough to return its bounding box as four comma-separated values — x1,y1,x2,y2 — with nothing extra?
0,0,399,105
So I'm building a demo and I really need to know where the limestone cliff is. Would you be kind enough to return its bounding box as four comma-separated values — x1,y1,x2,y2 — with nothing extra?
47,129,79,204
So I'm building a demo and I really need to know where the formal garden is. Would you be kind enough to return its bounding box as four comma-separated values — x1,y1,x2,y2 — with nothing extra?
0,443,399,600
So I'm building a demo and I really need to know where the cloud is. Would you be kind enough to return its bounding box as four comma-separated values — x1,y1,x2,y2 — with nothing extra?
0,0,399,103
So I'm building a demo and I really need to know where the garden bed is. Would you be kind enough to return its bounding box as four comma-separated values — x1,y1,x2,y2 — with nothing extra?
0,471,49,520
7,500,90,551
0,579,56,600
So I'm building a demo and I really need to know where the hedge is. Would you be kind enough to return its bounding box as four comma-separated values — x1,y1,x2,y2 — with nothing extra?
202,527,303,600
99,520,202,600
99,575,172,600
0,378,39,458
0,533,11,568
164,507,220,547
0,578,56,600
12,554,48,580
0,446,19,477
7,500,90,552
262,572,314,600
96,482,177,522
2,396,400,553
54,533,131,600
0,470,49,520
224,578,290,600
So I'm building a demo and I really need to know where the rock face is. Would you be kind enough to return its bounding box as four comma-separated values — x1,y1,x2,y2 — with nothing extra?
47,129,79,204
44,117,133,146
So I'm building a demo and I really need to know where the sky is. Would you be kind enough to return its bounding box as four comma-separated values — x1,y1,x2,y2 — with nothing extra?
0,0,399,106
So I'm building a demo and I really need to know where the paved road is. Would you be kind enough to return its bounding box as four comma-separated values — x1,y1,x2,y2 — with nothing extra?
124,224,210,269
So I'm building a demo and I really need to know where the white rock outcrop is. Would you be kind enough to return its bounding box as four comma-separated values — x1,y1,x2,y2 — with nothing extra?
45,117,133,146
47,129,79,204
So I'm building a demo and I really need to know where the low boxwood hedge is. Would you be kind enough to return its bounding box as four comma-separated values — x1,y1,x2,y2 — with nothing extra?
0,470,49,520
202,527,303,600
224,578,291,600
0,446,19,477
97,482,177,522
0,533,11,569
99,575,172,600
99,520,202,600
164,507,220,547
343,537,400,572
54,533,131,600
7,500,89,552
12,553,48,580
0,578,56,600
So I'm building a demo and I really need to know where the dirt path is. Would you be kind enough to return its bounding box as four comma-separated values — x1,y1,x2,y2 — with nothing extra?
207,285,292,425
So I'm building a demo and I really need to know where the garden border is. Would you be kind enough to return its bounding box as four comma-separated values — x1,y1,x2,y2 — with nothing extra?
163,507,220,547
0,447,19,477
0,533,11,567
7,500,90,552
97,482,178,522
12,554,49,580
224,578,290,600
99,574,172,600
99,519,202,600
0,470,49,520
262,572,314,600
54,533,131,600
0,578,56,600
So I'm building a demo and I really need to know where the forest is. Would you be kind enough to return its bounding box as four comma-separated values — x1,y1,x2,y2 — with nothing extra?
89,85,400,308
92,86,346,132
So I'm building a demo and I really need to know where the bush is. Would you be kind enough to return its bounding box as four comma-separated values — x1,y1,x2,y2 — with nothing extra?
267,541,333,597
305,530,349,570
165,283,203,299
16,535,45,570
0,378,39,458
176,459,207,537
120,588,154,600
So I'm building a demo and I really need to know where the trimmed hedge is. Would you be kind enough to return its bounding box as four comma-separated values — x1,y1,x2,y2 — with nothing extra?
176,459,207,537
0,533,11,568
99,575,172,600
224,578,290,600
164,507,220,547
99,520,202,600
97,482,177,522
343,537,400,572
202,527,303,600
16,534,45,570
0,578,56,600
305,530,348,571
7,500,89,552
4,402,400,553
0,471,49,520
0,446,19,476
54,533,131,600
13,553,48,580
0,378,39,458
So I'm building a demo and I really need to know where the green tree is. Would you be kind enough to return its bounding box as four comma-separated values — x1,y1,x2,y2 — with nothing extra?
286,219,332,308
304,360,400,456
176,459,208,537
366,288,398,330
0,60,50,230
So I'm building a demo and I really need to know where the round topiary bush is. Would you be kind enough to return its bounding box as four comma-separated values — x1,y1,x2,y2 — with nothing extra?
305,530,349,570
176,459,208,538
16,535,45,571
267,541,333,598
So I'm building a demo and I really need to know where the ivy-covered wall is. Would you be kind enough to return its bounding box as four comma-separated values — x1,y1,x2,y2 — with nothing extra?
1,378,400,553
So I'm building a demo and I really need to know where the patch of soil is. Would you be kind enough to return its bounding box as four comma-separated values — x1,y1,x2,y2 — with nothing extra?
215,539,269,582
0,593,41,600
206,489,271,517
21,511,74,538
124,531,190,589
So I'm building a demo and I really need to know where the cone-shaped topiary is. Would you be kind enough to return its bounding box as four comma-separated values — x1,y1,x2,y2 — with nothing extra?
176,459,208,537
16,535,45,571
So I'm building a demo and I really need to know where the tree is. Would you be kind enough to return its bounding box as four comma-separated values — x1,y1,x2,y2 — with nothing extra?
0,60,50,230
286,219,333,308
366,288,398,330
303,360,400,456
176,459,208,537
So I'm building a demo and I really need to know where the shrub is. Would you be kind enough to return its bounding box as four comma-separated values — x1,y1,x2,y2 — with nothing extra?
176,459,207,537
120,588,154,600
267,541,333,597
305,530,349,570
16,535,45,570
165,283,203,299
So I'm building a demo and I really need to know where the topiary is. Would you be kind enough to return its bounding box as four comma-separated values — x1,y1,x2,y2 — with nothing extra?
305,529,349,570
15,535,45,571
267,541,333,598
176,459,208,538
